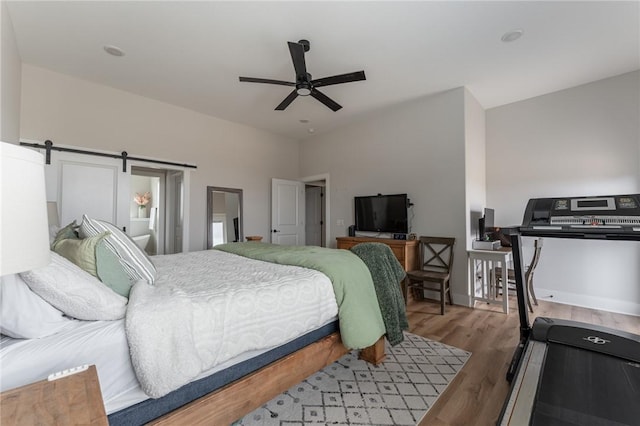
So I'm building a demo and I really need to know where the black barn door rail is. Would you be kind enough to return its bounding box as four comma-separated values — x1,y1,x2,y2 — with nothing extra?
20,140,197,172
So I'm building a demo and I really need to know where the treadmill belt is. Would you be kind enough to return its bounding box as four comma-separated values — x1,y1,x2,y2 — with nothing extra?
532,342,640,425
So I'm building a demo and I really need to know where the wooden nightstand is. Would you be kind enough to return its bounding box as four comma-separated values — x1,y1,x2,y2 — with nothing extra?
0,365,107,426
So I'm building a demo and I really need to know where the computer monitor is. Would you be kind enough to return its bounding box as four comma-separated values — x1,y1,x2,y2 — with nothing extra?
479,207,495,240
484,208,495,230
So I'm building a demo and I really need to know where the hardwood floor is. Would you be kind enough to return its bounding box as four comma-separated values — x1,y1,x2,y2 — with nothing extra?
408,296,640,426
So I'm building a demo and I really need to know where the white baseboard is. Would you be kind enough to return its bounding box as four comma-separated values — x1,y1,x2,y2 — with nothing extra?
424,290,639,317
453,289,640,316
535,287,640,317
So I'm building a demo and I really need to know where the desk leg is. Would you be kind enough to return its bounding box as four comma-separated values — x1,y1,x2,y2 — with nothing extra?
481,260,487,300
469,258,475,306
501,259,509,314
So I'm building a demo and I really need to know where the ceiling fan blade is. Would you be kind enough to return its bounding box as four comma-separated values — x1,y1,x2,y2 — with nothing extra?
288,41,308,78
312,71,366,88
310,88,342,112
275,90,299,111
239,77,295,86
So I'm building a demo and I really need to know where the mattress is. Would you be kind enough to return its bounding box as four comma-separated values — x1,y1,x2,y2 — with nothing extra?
0,319,141,413
1,250,340,416
0,316,338,415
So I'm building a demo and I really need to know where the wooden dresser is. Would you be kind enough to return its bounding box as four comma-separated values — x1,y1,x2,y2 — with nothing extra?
336,236,419,271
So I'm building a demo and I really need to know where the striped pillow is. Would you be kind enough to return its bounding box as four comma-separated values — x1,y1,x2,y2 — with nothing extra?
79,215,156,284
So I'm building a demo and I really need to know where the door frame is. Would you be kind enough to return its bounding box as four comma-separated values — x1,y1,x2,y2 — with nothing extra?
131,166,166,255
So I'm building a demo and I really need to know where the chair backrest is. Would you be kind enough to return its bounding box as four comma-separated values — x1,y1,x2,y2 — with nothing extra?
525,238,543,281
418,236,456,274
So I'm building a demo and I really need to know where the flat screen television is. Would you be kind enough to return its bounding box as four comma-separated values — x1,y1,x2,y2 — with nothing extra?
354,194,409,234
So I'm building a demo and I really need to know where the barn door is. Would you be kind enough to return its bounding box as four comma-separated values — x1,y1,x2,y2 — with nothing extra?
44,151,130,231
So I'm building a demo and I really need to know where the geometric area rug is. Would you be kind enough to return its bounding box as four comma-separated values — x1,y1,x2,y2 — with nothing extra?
234,332,471,425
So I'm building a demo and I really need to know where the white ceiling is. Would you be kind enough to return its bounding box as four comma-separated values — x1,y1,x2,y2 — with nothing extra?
6,1,640,141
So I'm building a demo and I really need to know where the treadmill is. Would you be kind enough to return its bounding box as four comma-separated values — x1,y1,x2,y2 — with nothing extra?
499,194,640,426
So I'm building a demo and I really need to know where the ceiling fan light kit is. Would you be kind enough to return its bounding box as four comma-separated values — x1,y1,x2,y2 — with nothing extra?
296,81,312,96
239,39,366,111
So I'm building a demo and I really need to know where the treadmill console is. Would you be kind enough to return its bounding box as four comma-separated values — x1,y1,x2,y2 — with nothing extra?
521,194,640,239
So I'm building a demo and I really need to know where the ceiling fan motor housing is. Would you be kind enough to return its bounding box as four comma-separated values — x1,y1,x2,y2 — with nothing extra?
238,38,365,111
296,72,313,95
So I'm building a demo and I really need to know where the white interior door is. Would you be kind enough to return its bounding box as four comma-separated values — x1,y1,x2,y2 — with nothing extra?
271,178,305,245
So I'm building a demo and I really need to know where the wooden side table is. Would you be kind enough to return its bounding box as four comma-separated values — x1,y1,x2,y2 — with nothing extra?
246,235,263,242
0,365,107,426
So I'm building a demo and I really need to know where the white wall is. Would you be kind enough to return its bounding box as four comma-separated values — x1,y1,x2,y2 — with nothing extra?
487,71,640,316
464,88,486,247
19,65,300,251
300,89,472,304
0,1,21,142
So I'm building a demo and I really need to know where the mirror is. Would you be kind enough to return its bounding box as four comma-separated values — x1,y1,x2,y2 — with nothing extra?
207,186,243,248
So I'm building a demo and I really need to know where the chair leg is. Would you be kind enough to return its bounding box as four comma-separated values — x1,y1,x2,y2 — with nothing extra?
440,281,445,315
446,280,453,305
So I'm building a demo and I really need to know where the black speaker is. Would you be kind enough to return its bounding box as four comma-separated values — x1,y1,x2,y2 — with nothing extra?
348,225,356,237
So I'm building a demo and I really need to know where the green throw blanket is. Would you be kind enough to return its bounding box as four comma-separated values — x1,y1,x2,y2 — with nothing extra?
349,242,409,346
214,243,385,349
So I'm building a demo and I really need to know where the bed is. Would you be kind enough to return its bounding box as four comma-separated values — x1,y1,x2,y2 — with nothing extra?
0,215,390,425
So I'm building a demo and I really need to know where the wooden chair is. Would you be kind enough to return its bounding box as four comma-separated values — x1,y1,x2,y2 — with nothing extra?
403,236,455,315
495,238,543,312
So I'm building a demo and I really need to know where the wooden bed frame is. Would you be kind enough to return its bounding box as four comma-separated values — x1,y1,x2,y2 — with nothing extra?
150,333,385,425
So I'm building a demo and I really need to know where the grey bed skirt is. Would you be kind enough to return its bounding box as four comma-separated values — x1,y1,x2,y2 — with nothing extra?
108,320,339,425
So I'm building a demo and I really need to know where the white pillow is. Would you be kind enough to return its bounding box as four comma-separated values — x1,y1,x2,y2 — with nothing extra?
20,252,127,321
78,215,156,284
0,274,76,339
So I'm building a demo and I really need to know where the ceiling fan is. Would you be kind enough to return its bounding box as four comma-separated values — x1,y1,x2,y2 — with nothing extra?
239,39,366,112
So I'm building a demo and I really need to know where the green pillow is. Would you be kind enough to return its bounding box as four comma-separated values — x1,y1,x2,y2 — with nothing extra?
96,241,133,298
51,220,79,249
52,232,108,277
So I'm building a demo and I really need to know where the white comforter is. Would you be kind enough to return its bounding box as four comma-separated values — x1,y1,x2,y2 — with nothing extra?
126,249,339,398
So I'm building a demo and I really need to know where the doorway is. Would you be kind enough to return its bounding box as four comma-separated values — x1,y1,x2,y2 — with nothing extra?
305,183,325,247
130,167,184,255
302,174,329,247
